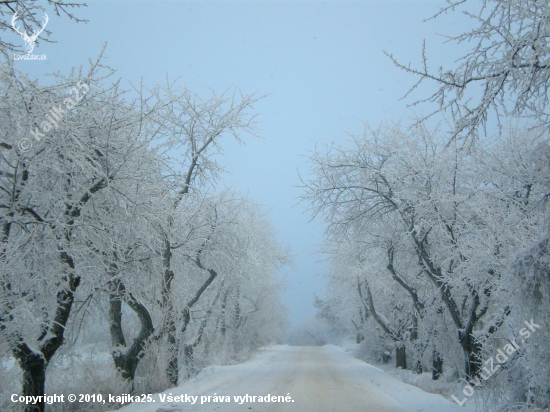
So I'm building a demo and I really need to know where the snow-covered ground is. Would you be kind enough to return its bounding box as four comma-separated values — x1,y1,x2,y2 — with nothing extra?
110,345,477,412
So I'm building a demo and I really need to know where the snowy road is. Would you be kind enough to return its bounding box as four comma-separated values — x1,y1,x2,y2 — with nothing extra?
114,345,474,412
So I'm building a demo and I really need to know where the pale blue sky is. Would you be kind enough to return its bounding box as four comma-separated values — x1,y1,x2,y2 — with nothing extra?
15,0,472,327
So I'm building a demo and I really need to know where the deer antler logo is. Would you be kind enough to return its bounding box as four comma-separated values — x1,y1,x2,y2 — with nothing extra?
11,11,49,54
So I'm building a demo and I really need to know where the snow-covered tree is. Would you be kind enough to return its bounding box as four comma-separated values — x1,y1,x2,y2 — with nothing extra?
140,83,262,386
0,49,289,410
0,55,160,411
301,120,548,397
0,0,87,57
387,0,550,141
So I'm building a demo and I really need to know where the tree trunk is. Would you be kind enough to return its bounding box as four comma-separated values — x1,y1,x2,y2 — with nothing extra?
160,237,179,386
357,307,366,343
395,344,407,369
359,279,409,371
12,272,80,412
111,350,140,391
409,316,422,374
413,357,422,374
458,327,483,379
217,287,230,336
233,286,241,327
16,351,46,412
432,349,443,380
351,316,364,344
166,331,179,386
412,239,511,380
465,347,481,379
108,276,154,391
183,344,195,378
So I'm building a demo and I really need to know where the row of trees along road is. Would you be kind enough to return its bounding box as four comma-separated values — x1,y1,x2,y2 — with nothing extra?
301,1,549,411
0,3,290,412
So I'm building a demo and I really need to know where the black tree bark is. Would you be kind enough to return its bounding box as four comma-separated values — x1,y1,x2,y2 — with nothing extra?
395,344,407,370
432,349,443,380
108,276,154,390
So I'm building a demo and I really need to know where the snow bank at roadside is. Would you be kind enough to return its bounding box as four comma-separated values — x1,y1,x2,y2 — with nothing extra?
342,342,480,411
